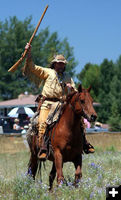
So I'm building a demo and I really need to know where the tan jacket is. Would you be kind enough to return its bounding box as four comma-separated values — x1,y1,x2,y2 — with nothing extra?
23,59,77,109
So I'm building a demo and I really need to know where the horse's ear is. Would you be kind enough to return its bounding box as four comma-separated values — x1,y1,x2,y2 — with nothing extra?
87,85,92,92
78,84,82,93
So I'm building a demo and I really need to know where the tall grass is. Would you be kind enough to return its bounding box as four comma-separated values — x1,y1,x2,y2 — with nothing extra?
0,134,121,200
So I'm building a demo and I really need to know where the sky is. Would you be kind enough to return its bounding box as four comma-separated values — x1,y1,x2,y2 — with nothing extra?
0,0,121,75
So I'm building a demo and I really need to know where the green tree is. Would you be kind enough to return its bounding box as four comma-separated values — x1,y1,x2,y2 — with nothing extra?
108,100,121,131
97,59,115,123
108,57,121,130
0,16,77,100
77,63,100,101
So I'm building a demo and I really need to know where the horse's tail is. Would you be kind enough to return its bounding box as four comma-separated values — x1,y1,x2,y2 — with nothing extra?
26,136,31,148
26,128,37,155
26,128,33,149
37,160,42,182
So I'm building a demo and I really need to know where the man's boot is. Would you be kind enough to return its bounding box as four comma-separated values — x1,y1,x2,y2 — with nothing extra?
80,119,95,154
83,130,95,154
38,138,48,161
37,122,48,161
83,141,95,154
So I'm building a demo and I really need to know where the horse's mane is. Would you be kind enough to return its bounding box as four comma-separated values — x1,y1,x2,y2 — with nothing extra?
61,91,77,114
66,91,77,103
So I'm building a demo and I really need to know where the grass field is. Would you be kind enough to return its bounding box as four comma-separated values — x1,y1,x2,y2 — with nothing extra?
0,133,121,200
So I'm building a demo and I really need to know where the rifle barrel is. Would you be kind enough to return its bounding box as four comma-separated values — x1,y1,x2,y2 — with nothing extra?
8,5,49,72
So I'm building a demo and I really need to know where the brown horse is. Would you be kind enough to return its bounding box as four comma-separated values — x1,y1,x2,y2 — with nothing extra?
27,84,97,190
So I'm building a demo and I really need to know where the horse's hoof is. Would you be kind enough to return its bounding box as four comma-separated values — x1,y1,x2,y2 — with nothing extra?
58,180,64,187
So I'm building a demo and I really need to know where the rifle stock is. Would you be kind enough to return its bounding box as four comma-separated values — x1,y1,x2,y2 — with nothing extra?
8,5,48,72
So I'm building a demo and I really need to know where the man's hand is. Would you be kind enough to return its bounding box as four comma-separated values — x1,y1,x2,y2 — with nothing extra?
25,43,31,50
66,83,74,93
66,83,72,88
66,83,74,90
25,43,32,59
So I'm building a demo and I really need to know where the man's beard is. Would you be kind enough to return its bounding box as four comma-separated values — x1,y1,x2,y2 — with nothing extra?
57,67,65,74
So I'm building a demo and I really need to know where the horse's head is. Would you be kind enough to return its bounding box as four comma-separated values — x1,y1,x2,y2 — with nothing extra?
68,84,97,122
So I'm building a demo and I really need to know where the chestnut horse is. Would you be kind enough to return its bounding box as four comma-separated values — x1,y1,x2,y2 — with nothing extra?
27,85,97,190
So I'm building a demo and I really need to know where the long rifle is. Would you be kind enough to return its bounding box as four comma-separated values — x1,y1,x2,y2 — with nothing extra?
8,5,49,72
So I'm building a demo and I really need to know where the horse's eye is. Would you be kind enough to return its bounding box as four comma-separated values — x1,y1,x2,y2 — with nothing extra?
80,100,85,104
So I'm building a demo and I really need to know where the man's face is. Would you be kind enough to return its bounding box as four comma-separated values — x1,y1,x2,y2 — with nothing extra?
54,62,65,73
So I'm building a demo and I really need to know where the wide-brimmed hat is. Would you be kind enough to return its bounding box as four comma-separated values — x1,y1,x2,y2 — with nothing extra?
14,118,19,123
50,54,68,68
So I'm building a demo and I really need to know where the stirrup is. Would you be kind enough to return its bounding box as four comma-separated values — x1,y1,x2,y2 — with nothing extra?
83,143,95,154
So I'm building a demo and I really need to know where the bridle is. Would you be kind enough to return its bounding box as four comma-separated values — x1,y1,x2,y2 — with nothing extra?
69,92,90,120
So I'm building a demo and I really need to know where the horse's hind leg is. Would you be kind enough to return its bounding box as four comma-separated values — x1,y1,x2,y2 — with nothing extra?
73,155,82,186
28,153,38,180
49,162,56,191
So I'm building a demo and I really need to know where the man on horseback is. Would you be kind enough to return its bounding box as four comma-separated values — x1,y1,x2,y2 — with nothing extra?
23,43,95,160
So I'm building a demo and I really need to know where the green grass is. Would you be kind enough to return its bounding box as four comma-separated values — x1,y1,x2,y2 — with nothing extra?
0,135,121,200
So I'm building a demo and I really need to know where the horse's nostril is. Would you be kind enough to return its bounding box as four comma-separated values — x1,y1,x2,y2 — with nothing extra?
91,115,97,122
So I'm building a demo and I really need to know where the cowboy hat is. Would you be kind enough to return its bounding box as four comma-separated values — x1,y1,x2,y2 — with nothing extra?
50,54,68,68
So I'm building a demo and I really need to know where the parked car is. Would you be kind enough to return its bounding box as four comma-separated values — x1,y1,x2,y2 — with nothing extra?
86,127,108,133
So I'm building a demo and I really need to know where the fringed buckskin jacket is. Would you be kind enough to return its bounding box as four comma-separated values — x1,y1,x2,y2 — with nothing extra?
23,59,77,109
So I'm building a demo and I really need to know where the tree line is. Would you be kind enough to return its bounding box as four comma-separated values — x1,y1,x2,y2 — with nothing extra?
77,58,121,131
0,17,121,130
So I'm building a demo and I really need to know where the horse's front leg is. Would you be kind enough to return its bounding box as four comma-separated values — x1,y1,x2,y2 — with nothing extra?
54,149,64,185
49,162,56,191
73,155,82,186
